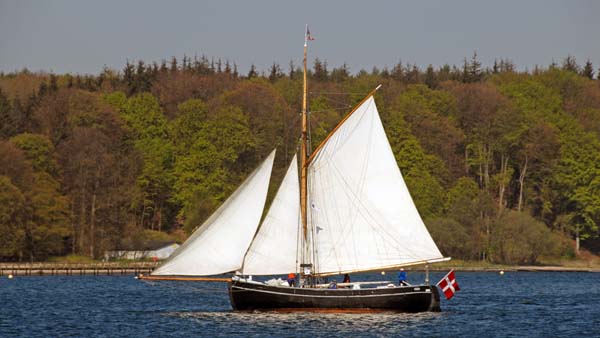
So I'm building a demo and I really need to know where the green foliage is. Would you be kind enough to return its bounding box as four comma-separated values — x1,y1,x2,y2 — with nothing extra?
490,211,568,264
386,110,446,218
392,85,463,180
445,177,479,214
107,92,174,231
10,133,58,175
26,172,71,260
2,57,600,262
170,102,256,232
0,175,25,258
427,217,470,258
552,120,600,241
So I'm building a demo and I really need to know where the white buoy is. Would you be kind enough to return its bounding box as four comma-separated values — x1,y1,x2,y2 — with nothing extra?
8,274,14,279
499,270,505,275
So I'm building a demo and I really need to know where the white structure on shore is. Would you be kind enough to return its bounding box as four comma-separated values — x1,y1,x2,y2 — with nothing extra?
104,242,180,261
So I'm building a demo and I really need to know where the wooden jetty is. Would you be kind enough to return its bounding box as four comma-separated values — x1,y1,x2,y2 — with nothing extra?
0,262,159,276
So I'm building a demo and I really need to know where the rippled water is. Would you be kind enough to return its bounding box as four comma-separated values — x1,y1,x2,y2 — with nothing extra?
1,271,599,337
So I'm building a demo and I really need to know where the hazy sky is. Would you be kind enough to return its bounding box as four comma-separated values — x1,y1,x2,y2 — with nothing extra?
1,0,599,75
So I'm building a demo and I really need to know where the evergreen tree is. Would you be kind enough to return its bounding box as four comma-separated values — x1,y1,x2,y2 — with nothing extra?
405,64,420,84
461,57,470,83
581,60,594,79
562,55,579,73
135,60,151,93
268,62,282,82
0,89,13,139
424,64,437,88
380,66,390,78
224,60,232,74
247,64,257,79
170,56,178,73
469,51,482,82
330,63,350,83
123,60,135,92
391,61,404,82
159,59,168,73
49,74,58,92
313,58,328,81
437,64,452,82
499,59,515,73
233,63,239,78
289,60,296,79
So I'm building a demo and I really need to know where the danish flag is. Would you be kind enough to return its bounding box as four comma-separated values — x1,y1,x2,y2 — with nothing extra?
437,269,460,300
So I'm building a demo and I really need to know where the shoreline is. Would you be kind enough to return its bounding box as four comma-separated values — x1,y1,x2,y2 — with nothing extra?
0,262,158,276
1,262,599,276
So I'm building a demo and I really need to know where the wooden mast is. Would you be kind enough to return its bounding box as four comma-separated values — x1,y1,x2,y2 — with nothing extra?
300,25,309,251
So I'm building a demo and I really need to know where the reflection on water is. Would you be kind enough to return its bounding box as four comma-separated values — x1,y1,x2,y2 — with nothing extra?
166,310,442,336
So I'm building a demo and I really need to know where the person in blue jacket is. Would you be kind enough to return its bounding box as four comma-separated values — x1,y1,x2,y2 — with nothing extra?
398,268,409,286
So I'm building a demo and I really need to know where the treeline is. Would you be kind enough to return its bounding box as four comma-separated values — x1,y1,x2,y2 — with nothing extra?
1,54,599,264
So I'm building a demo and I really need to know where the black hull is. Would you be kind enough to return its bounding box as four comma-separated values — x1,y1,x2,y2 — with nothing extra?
229,281,441,313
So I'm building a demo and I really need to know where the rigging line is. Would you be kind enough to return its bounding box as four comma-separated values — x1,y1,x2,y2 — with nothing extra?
308,105,354,114
320,94,354,108
309,91,371,96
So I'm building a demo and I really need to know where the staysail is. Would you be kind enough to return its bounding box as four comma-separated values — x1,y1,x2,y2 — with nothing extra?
242,155,300,275
308,96,444,275
151,150,276,276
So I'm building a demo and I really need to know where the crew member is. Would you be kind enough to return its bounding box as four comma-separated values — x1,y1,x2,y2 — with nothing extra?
398,268,409,286
287,272,296,287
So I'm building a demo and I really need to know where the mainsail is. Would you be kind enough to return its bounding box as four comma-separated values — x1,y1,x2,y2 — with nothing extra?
151,150,276,276
307,96,444,275
242,155,300,275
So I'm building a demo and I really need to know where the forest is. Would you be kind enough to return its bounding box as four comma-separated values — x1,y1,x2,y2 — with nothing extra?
1,54,599,264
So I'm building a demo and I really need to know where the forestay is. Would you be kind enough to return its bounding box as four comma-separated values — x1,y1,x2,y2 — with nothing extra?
308,97,444,275
151,150,276,276
242,155,300,275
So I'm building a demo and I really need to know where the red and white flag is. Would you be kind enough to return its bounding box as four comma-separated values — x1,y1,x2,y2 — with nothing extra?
437,269,460,300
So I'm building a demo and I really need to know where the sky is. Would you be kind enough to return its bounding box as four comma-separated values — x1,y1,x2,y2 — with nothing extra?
1,0,599,75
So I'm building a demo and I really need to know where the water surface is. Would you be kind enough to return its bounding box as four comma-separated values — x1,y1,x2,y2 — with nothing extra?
1,271,598,337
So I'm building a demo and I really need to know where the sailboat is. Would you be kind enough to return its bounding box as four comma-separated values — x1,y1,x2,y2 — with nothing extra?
142,27,450,312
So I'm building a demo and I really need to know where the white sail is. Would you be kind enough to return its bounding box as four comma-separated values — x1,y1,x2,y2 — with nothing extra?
308,97,444,275
152,150,276,276
242,155,300,275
